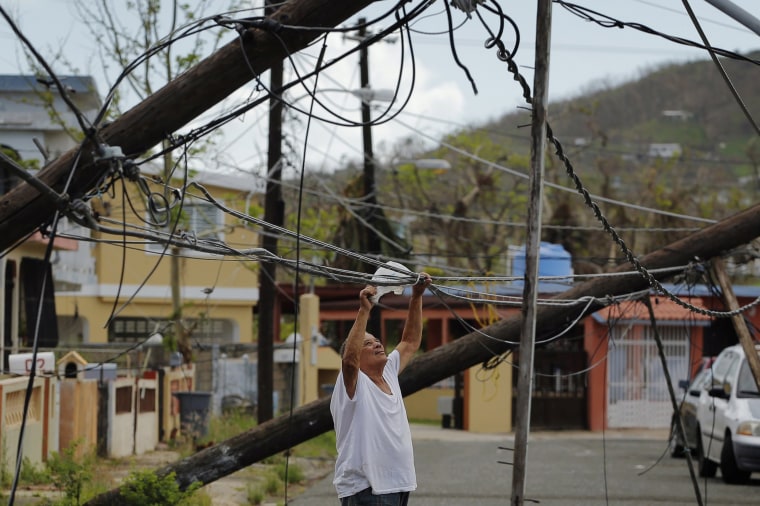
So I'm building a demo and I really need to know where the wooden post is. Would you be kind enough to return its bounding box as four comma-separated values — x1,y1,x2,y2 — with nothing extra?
257,0,285,425
511,1,552,504
710,257,760,389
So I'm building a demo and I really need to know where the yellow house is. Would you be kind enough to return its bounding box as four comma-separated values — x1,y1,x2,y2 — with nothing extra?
54,168,262,347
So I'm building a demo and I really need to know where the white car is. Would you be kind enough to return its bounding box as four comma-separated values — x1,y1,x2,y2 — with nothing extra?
696,343,760,483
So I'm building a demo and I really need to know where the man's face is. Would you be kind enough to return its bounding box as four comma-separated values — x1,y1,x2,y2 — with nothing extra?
360,333,387,369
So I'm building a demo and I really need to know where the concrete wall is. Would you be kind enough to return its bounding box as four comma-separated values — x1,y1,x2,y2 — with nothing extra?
0,375,57,468
464,361,512,433
106,376,158,458
404,387,455,422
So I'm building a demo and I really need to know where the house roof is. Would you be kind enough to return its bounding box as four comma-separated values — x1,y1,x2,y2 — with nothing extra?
592,296,712,325
56,350,88,366
0,75,97,94
139,160,265,194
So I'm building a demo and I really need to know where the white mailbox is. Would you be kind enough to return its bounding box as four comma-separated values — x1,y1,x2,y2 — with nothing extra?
9,352,56,375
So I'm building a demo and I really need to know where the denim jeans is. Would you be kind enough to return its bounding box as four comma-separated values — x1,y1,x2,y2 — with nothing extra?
340,487,410,505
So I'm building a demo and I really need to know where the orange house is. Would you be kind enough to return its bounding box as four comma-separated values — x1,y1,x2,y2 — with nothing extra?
584,296,713,430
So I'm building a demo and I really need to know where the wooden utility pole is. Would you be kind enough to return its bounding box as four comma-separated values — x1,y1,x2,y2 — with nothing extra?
84,202,760,505
357,18,383,337
710,257,760,389
257,0,285,425
511,1,551,504
0,0,377,252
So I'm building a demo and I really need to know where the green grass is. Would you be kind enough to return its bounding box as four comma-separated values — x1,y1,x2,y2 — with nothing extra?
247,484,265,505
290,431,336,459
203,409,258,443
274,462,304,484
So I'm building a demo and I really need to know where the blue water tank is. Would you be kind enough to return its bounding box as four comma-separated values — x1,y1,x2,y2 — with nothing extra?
511,242,572,278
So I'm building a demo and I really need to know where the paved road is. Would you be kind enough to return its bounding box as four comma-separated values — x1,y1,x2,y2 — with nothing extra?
291,425,759,505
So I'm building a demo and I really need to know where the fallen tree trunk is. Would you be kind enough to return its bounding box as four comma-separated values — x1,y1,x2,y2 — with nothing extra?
0,0,376,251
84,203,760,505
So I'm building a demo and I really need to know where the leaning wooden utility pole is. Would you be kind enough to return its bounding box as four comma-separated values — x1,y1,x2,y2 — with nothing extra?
710,257,760,389
84,202,760,505
0,0,377,252
511,1,552,504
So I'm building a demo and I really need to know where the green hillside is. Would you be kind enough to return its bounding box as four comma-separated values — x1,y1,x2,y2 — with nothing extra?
489,50,760,176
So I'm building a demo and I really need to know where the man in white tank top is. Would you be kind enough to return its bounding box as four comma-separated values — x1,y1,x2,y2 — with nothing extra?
330,272,432,505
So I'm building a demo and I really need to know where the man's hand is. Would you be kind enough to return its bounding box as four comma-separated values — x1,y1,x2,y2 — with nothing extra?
359,285,377,312
412,272,432,297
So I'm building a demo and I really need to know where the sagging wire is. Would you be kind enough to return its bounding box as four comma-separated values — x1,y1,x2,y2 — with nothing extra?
555,0,760,66
223,2,423,133
72,149,751,319
428,281,634,348
127,2,430,168
101,148,194,328
639,295,704,506
136,1,435,165
442,0,479,94
90,6,249,128
7,216,60,505
391,116,717,225
73,158,722,306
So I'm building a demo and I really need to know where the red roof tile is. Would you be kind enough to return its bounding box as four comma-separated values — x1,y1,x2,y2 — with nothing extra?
594,296,712,323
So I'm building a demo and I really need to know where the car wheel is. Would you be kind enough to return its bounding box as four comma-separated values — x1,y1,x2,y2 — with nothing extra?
669,419,685,458
720,432,751,484
697,428,718,478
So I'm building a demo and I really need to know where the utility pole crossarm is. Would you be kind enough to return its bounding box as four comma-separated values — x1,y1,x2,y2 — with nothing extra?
0,0,376,251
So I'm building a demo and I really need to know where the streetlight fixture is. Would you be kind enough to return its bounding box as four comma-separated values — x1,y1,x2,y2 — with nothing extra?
393,158,451,174
350,87,395,104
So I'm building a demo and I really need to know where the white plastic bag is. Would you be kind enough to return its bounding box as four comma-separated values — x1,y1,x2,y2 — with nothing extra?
369,261,413,304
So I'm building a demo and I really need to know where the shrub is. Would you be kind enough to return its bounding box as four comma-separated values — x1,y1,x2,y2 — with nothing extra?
275,462,304,484
246,484,264,505
262,472,281,495
45,442,93,505
119,470,201,505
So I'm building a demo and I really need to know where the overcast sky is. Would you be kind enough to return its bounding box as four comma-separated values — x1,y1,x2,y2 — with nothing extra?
1,1,759,173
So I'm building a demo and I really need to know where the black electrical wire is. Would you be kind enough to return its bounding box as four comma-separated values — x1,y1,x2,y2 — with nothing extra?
555,0,760,66
680,0,760,137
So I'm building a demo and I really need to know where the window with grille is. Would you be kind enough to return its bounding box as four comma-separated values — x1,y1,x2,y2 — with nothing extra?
109,317,234,343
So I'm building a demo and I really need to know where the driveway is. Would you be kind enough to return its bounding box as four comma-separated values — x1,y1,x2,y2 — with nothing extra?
291,424,759,505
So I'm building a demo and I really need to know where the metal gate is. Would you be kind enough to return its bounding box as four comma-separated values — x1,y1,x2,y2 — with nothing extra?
607,326,689,428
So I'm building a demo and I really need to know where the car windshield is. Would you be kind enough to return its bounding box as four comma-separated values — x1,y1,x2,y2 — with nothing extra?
737,361,760,396
690,369,710,390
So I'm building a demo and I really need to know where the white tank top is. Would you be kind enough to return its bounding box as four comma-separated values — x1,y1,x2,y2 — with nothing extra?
330,350,417,498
